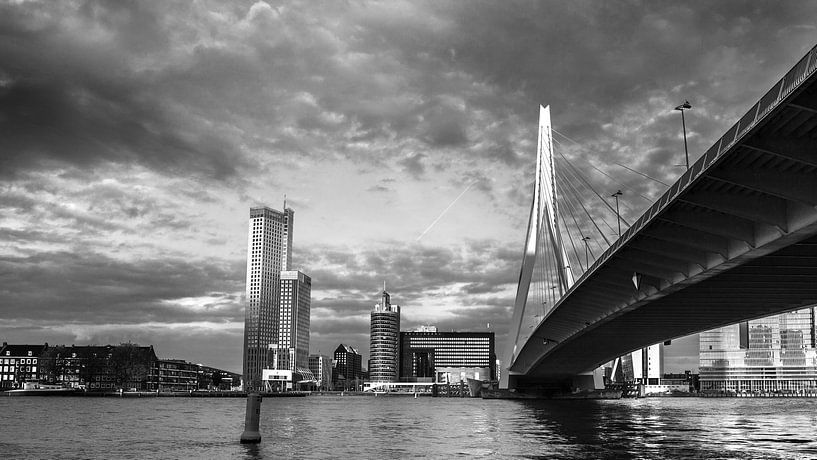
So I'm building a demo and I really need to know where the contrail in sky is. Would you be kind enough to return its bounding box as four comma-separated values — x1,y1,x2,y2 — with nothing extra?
416,179,480,241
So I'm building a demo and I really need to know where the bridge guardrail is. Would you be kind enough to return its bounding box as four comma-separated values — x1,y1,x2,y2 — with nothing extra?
578,44,817,287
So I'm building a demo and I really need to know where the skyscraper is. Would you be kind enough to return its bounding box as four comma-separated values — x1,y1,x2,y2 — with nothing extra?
369,288,400,382
243,205,294,389
270,270,311,374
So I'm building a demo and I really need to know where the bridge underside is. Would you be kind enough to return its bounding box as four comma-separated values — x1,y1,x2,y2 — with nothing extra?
513,234,817,390
510,46,817,389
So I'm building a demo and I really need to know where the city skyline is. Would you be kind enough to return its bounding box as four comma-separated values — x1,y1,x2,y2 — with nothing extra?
2,1,817,373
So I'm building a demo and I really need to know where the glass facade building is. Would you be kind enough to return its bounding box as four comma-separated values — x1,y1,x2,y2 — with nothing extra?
699,308,817,393
271,271,311,374
243,205,294,389
369,290,400,382
399,331,496,382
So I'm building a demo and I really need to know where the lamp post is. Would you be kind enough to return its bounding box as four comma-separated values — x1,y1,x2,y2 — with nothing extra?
611,190,623,237
581,236,591,269
674,100,692,169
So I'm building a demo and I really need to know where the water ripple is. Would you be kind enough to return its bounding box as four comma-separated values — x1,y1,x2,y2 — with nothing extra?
0,396,815,458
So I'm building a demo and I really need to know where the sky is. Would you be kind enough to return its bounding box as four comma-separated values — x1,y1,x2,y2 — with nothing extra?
1,0,816,374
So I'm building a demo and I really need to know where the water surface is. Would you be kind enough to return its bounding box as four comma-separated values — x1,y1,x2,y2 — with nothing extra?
1,396,815,458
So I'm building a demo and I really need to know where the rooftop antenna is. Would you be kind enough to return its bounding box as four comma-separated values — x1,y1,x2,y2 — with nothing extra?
283,193,287,210
383,280,386,292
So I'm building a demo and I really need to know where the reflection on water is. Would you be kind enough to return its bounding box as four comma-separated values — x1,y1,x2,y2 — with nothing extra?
1,396,817,458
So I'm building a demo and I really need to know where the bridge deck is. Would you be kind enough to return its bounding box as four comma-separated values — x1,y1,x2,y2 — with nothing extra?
512,45,817,386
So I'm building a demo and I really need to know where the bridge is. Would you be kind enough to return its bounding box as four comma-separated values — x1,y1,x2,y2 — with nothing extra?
503,44,817,391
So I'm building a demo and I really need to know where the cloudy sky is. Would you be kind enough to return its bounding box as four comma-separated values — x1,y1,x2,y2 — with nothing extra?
1,0,815,374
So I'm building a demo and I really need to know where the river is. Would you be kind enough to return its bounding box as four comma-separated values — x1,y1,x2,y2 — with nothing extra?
1,395,816,459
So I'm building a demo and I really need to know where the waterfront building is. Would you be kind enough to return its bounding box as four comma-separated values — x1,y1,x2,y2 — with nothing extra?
268,270,311,375
2,342,239,391
196,365,243,391
243,205,294,390
308,354,332,390
333,344,363,390
399,331,496,383
261,367,315,392
621,343,663,385
699,308,817,393
369,288,400,382
38,344,158,391
0,343,48,389
156,359,199,392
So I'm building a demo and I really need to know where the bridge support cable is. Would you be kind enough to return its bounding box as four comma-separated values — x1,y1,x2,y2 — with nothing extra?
553,162,615,249
555,151,633,228
548,166,588,276
557,183,600,267
555,200,585,278
554,164,615,246
556,179,614,263
556,202,586,274
551,131,656,202
555,161,619,239
553,170,607,274
612,161,670,187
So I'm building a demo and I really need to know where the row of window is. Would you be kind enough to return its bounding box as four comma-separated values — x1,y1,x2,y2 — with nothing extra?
1,358,37,365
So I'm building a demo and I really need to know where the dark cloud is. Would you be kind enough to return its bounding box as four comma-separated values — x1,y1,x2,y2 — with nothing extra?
0,251,245,324
0,35,247,181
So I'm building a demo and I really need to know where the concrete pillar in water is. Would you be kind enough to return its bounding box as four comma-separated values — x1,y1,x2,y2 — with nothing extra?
240,393,262,444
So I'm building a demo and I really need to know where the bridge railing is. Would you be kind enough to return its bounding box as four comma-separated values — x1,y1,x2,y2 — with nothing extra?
573,44,817,291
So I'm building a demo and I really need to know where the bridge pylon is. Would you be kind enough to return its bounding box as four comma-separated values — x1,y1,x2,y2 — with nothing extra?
501,105,574,389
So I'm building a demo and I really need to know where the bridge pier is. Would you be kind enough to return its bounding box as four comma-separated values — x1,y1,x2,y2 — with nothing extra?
505,367,606,394
571,368,605,392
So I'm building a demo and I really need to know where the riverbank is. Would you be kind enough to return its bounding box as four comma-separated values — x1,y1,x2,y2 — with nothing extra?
700,391,817,398
2,390,309,398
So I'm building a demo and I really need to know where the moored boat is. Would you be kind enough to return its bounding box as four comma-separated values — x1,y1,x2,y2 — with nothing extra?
5,382,81,396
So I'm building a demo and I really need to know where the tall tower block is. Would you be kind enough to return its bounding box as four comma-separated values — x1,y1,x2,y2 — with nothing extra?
243,205,294,389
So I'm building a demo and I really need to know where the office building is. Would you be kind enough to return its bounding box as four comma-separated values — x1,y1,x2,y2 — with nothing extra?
269,270,311,374
156,359,199,392
308,354,332,390
399,331,496,383
243,205,294,389
700,308,817,393
333,344,363,390
369,288,400,382
621,343,663,385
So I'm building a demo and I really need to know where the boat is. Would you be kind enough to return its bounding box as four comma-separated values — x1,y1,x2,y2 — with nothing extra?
5,382,81,396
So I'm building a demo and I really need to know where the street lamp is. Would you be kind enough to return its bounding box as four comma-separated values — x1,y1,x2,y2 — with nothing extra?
611,190,623,237
674,100,692,169
581,236,591,269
